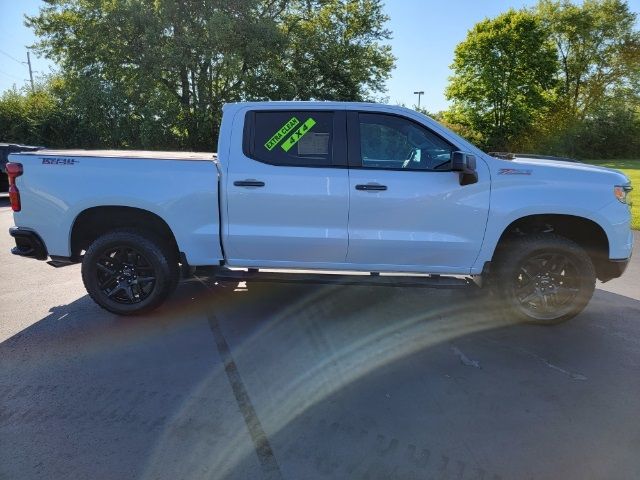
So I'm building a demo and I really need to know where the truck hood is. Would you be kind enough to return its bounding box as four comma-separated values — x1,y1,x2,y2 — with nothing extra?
510,157,630,184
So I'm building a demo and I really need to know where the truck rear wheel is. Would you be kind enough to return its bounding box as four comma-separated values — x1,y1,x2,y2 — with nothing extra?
81,230,179,315
492,234,596,324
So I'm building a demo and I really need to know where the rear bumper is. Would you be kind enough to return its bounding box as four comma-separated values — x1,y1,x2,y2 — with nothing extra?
598,257,630,283
9,227,48,260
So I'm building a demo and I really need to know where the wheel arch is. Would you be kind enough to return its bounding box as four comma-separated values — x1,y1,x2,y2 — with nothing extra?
70,206,180,261
491,213,611,281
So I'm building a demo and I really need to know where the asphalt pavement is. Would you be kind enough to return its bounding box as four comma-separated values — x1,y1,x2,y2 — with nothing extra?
1,195,639,480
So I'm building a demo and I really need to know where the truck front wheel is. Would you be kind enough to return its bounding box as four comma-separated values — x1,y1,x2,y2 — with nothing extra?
81,230,179,315
492,234,596,324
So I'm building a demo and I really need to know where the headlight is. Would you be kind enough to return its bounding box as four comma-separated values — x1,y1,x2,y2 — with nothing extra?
614,184,633,204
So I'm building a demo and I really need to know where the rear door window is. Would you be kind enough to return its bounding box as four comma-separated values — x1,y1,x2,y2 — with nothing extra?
244,111,334,167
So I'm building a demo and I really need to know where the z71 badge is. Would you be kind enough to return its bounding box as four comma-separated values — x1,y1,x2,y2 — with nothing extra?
42,157,79,165
498,168,531,175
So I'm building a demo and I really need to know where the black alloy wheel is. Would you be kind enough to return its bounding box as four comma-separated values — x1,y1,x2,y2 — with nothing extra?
96,245,157,304
513,252,581,321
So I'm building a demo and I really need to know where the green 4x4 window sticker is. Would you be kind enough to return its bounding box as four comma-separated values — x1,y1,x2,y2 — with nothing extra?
281,118,317,152
264,117,300,151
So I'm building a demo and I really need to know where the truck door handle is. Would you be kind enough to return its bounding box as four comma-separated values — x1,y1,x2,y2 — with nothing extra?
234,179,265,187
355,183,387,191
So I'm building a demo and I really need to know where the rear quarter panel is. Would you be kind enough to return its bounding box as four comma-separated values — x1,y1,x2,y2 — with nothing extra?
10,153,222,265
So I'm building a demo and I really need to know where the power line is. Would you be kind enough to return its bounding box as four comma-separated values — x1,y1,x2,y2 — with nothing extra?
0,48,37,91
0,48,24,65
0,69,23,81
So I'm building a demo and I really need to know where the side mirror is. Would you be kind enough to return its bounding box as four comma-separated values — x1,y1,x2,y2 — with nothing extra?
451,151,478,186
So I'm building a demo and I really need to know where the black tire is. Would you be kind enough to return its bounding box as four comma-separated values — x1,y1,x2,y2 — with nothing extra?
81,229,180,315
492,233,596,325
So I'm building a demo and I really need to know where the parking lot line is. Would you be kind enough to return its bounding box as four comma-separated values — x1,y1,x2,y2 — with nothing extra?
198,277,284,480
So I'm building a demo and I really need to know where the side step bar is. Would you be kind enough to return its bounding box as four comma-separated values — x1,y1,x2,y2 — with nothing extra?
202,268,473,289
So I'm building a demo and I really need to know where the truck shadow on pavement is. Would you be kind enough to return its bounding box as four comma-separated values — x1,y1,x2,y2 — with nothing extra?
2,279,640,480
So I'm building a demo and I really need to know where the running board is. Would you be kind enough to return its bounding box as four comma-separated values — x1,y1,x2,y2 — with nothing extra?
205,268,473,289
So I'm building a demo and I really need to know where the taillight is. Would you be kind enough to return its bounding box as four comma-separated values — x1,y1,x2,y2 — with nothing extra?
6,162,23,212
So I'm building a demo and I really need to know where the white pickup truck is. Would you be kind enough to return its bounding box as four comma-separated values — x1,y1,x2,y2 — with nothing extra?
7,102,633,323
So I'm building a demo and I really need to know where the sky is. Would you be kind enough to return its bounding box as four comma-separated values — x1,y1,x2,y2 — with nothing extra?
1,0,639,112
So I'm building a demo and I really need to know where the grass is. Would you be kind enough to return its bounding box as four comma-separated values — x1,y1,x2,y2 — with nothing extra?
586,159,639,230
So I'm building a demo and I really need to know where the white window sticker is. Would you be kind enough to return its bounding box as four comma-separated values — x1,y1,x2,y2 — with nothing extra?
297,133,330,155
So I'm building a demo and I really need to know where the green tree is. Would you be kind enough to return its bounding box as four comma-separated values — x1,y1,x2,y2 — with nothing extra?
537,0,640,119
277,0,394,101
445,10,558,150
26,0,394,151
532,0,640,157
0,81,73,147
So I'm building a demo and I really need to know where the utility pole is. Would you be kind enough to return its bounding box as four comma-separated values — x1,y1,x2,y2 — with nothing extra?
413,91,424,109
26,50,34,92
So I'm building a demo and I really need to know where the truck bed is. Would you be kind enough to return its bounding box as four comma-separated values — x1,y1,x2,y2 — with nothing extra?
9,149,222,266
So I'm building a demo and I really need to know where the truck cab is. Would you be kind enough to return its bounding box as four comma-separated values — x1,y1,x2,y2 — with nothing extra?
219,103,490,274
